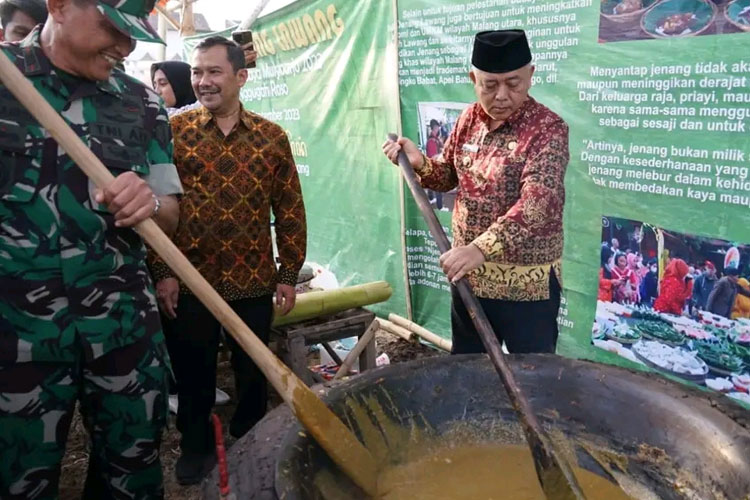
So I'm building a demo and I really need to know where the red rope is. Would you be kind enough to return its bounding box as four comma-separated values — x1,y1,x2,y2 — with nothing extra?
212,413,231,499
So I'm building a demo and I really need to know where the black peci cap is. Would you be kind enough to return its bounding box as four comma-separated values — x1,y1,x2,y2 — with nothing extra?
471,30,532,74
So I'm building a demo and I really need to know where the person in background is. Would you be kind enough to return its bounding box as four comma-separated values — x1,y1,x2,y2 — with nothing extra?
640,259,659,306
692,264,702,280
731,277,750,320
151,45,257,118
611,253,637,303
692,261,718,310
425,119,445,210
628,225,641,254
151,60,199,116
151,36,306,485
653,258,693,315
610,237,620,253
626,252,642,304
0,0,46,41
598,246,622,302
150,59,231,412
707,267,750,319
425,119,444,158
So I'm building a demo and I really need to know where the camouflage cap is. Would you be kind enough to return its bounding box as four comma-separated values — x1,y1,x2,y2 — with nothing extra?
97,0,164,45
0,0,48,25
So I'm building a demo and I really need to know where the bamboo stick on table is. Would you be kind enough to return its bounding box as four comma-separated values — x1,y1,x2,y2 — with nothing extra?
272,281,392,327
388,313,452,352
377,318,416,343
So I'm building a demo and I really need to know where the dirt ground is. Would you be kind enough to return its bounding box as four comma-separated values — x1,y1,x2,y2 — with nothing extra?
58,330,444,499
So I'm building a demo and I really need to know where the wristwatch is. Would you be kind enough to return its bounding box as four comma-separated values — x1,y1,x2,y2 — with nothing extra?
152,194,161,216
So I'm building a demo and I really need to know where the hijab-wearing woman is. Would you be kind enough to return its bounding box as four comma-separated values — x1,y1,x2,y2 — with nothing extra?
611,253,638,303
151,61,198,116
653,258,694,315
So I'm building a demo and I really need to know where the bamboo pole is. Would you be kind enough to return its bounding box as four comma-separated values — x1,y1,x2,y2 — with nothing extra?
390,0,413,321
180,0,196,37
377,318,415,343
388,314,452,352
272,281,392,327
238,0,272,31
156,8,167,61
0,50,378,497
155,4,180,31
333,320,379,380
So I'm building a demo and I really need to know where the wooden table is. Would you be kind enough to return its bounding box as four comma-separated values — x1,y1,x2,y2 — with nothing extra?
271,308,377,385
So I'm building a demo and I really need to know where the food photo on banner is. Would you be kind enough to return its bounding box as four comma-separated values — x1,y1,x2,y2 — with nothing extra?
599,0,750,43
594,216,750,406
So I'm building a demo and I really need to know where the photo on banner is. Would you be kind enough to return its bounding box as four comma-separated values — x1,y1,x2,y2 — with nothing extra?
598,0,750,43
593,215,750,407
415,101,469,213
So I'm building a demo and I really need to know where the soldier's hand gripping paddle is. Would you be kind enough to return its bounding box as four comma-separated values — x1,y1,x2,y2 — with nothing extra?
387,133,586,500
0,48,380,497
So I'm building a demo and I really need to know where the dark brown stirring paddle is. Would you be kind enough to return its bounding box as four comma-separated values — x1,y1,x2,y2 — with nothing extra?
388,133,586,500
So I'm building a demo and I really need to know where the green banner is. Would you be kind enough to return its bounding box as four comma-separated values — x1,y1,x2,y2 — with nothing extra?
397,0,750,407
185,0,407,318
181,0,750,407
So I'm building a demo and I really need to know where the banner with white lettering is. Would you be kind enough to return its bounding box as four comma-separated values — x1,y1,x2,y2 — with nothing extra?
398,0,750,407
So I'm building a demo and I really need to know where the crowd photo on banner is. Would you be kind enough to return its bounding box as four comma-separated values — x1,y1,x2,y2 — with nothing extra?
1,0,750,498
594,216,750,404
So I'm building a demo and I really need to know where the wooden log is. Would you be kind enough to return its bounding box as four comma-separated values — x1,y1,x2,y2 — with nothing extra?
388,314,452,352
333,320,379,380
272,281,392,327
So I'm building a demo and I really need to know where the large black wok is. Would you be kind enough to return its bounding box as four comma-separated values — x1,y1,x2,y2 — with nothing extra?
204,354,750,499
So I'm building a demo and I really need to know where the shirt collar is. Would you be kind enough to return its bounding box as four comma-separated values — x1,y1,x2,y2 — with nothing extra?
18,27,123,97
197,102,255,130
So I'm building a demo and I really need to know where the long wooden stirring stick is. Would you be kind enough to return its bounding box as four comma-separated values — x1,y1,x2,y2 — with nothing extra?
388,133,586,500
0,50,378,496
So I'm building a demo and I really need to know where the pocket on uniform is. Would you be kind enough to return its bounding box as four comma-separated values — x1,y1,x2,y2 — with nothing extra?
0,144,42,203
87,136,150,212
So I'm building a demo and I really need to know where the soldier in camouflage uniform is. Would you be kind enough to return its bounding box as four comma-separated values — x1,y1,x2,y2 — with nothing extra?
0,0,182,498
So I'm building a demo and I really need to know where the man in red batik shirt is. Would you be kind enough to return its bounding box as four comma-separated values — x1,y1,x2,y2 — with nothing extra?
384,30,569,354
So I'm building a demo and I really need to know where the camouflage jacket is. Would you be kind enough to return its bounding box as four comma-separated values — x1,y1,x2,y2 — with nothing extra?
0,29,182,363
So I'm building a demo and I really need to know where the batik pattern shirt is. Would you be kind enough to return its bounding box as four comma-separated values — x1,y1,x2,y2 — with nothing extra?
151,106,306,301
418,98,569,301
